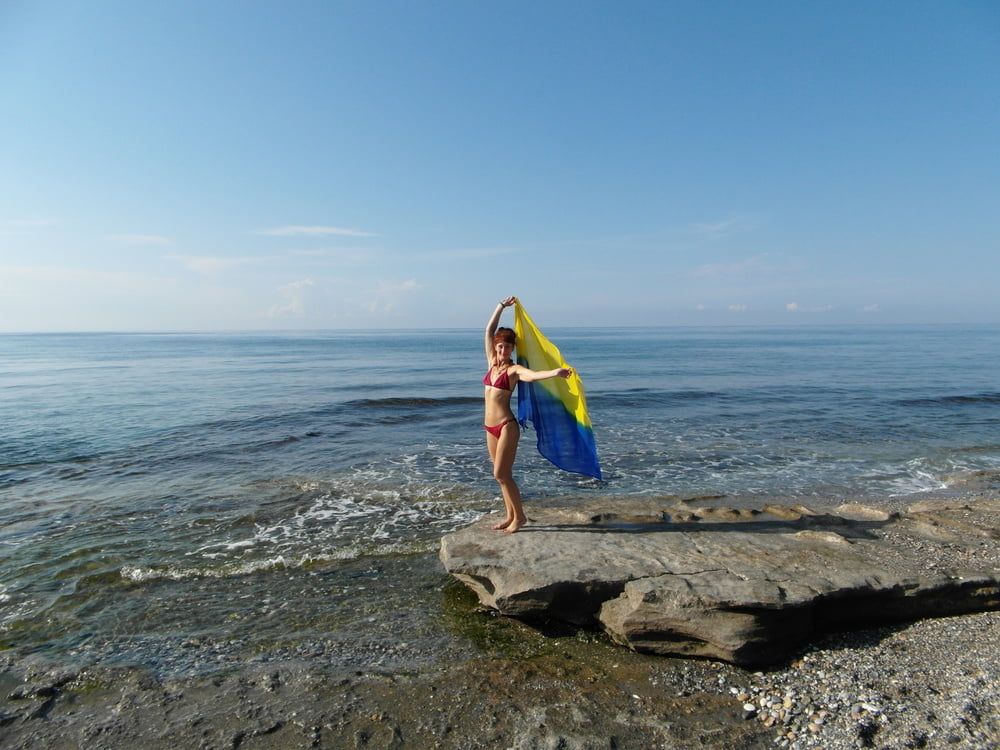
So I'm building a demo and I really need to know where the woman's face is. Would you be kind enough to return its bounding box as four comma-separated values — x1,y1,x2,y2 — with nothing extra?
494,340,514,361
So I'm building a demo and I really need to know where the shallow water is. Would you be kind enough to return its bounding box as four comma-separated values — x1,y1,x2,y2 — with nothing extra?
1,326,998,673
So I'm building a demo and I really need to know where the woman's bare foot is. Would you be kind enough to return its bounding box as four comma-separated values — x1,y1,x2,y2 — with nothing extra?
491,517,513,530
503,515,527,534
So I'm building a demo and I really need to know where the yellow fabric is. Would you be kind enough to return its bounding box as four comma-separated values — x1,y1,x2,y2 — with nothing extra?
513,304,592,428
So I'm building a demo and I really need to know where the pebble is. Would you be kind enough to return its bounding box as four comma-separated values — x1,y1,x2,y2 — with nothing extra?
714,609,1000,749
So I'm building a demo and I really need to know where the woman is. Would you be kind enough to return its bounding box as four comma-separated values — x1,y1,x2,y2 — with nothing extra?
484,296,571,534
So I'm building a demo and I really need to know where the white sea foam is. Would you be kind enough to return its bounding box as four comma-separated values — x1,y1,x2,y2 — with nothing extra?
865,457,957,497
119,539,441,583
165,479,491,583
0,591,38,629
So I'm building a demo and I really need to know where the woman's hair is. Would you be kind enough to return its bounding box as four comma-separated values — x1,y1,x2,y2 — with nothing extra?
493,327,516,345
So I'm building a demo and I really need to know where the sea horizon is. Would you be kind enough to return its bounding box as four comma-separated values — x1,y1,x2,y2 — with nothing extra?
3,321,1000,336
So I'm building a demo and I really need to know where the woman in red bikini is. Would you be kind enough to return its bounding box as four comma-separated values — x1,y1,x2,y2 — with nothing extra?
484,296,571,534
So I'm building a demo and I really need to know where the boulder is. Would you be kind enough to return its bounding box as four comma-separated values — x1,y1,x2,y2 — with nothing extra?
439,498,1000,666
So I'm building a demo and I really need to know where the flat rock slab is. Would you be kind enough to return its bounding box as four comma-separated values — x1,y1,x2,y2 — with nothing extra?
440,498,1000,666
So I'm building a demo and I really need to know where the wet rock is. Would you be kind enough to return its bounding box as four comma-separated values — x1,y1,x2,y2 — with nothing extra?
8,666,80,700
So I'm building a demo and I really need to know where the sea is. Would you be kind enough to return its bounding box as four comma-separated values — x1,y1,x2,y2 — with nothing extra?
2,326,999,677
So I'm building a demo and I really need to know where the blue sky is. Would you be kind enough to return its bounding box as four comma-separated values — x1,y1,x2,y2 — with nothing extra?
1,1,997,330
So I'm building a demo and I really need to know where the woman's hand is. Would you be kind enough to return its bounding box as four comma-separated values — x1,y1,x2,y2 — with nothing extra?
499,296,516,308
556,367,572,379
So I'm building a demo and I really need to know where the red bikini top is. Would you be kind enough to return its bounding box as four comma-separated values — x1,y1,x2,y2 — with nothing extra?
483,364,513,391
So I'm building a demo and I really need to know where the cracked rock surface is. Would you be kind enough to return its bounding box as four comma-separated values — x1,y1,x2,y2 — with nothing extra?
439,497,1000,665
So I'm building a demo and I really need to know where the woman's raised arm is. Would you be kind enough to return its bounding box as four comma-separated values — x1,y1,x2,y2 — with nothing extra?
484,296,516,364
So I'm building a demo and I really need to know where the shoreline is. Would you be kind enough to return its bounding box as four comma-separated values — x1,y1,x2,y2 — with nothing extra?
2,489,998,749
2,609,997,748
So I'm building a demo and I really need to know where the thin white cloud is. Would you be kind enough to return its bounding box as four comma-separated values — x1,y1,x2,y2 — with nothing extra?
108,233,170,246
368,278,418,314
268,279,315,317
696,304,707,311
786,302,834,313
259,225,378,238
166,254,262,273
862,303,881,313
692,255,769,277
689,215,756,240
729,304,748,312
418,247,519,261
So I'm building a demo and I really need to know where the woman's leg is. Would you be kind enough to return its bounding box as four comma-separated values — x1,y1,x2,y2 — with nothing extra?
492,422,525,534
486,430,514,529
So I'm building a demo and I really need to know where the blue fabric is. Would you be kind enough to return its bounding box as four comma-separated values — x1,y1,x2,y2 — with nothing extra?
516,378,602,479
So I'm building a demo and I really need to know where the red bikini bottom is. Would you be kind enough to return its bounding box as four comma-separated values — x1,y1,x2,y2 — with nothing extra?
484,417,515,438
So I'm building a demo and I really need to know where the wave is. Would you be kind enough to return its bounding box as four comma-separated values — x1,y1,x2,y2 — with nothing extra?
591,386,830,408
346,396,480,409
896,392,1000,407
952,444,1000,454
942,468,1000,490
5,394,472,477
118,540,440,583
112,488,489,584
593,389,727,407
0,445,101,471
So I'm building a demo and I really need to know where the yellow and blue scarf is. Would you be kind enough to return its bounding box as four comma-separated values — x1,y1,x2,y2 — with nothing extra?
513,303,602,479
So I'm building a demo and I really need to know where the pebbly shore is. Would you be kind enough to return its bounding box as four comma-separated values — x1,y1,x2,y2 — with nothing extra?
728,610,1000,749
1,606,997,749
